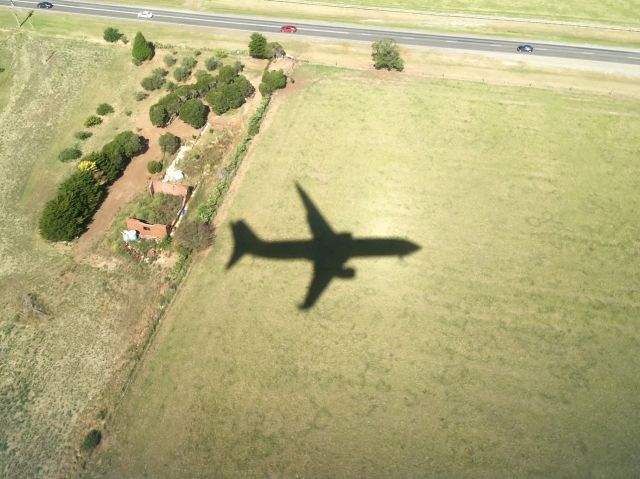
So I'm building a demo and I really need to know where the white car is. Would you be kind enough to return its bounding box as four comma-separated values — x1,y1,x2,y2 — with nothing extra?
137,10,153,19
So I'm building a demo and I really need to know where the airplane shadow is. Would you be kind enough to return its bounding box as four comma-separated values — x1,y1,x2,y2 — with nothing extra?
226,183,420,310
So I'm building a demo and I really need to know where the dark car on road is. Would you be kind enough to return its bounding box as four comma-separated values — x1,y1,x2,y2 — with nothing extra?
517,44,534,53
37,1,53,7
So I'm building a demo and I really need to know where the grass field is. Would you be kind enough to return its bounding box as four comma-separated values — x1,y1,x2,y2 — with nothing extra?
91,66,640,478
0,29,187,478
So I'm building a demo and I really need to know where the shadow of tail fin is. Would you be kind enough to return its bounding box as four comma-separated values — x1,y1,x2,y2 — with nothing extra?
226,221,260,269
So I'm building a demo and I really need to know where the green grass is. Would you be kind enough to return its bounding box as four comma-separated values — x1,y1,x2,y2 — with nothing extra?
0,30,171,478
300,0,640,25
92,66,640,478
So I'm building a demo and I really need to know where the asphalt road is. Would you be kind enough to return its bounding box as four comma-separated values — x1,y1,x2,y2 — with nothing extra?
7,0,640,65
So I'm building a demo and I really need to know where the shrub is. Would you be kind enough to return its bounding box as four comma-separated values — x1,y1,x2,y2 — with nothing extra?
181,56,197,69
159,132,181,155
149,104,169,127
259,69,287,96
371,38,404,71
173,67,191,82
132,32,154,62
39,170,106,241
248,32,268,59
82,430,102,451
103,27,122,43
179,99,207,128
165,81,177,92
216,64,238,85
267,42,285,58
153,68,169,78
213,48,227,59
131,58,142,66
84,115,102,127
135,91,149,101
193,49,202,57
194,70,208,80
205,57,219,71
174,221,212,253
141,74,165,91
96,103,114,115
205,75,254,115
58,147,82,162
163,54,177,67
74,131,92,140
147,160,163,174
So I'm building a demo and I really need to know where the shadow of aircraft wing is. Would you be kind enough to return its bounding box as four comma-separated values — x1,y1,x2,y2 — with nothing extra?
299,265,334,310
296,183,334,241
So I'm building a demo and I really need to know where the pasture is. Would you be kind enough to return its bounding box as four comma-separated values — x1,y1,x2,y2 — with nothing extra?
91,65,640,478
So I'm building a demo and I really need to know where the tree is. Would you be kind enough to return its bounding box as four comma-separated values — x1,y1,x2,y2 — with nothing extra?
259,70,287,96
174,220,212,253
267,42,285,58
205,75,254,115
179,99,208,128
141,74,165,91
147,160,163,174
159,132,181,155
248,33,268,59
216,64,238,85
96,103,114,115
103,27,122,43
149,104,169,127
371,38,404,71
173,67,191,82
132,32,154,62
39,170,106,241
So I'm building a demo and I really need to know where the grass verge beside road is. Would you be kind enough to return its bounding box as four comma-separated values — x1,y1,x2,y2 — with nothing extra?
90,64,640,478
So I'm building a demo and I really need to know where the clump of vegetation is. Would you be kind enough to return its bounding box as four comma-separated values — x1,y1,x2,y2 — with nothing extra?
206,75,254,115
193,49,202,57
174,220,212,253
159,132,181,155
94,131,145,182
181,56,197,70
259,69,287,96
147,160,163,174
58,147,82,162
194,70,208,80
103,27,123,43
205,57,219,71
173,67,191,82
163,54,177,67
84,115,102,127
96,103,114,115
179,99,208,128
372,38,404,71
135,91,149,101
82,429,102,451
165,81,177,92
213,48,227,59
132,32,154,62
130,193,183,225
141,70,167,91
74,131,92,140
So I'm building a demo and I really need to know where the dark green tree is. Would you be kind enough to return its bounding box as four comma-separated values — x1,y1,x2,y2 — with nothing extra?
149,104,169,127
371,38,404,71
248,33,268,59
179,99,208,128
159,132,181,155
205,57,219,71
147,160,163,174
259,69,287,96
132,32,154,62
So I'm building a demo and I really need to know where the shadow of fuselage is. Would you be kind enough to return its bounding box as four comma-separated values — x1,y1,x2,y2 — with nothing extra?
226,184,420,309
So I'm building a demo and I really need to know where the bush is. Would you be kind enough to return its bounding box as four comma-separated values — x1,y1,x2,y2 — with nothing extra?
181,56,197,69
159,132,181,155
141,74,165,91
135,91,149,101
58,147,82,162
371,38,404,71
179,99,207,128
213,48,227,59
174,221,212,253
153,68,169,78
165,81,177,92
193,49,202,57
84,115,102,127
267,42,285,58
131,58,142,66
163,54,177,67
147,160,163,174
205,57,219,71
74,131,92,140
173,67,191,82
205,75,254,115
103,27,122,43
216,64,238,85
82,430,102,451
96,103,114,115
249,32,268,59
194,70,208,80
39,170,106,241
132,32,154,62
259,69,287,96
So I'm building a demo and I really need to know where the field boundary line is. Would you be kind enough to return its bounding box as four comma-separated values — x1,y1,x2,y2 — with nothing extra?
265,0,640,32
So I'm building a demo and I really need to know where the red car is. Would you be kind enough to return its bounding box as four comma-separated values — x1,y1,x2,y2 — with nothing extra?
280,25,298,33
